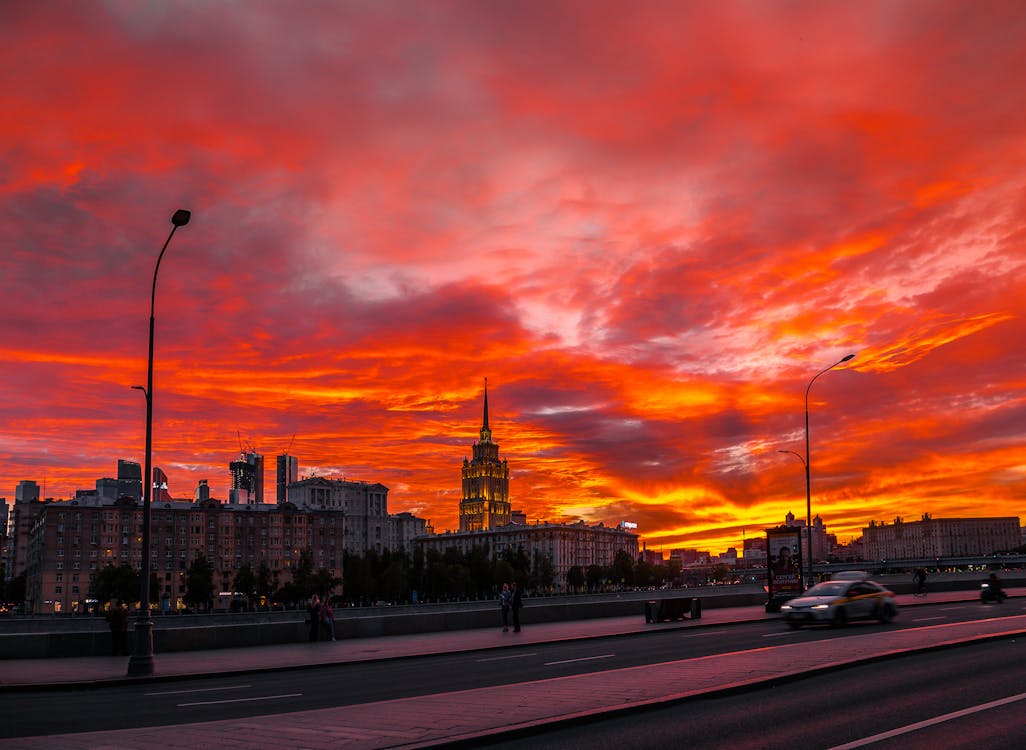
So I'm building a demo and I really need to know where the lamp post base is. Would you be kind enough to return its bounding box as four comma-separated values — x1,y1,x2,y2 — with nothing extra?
126,617,155,677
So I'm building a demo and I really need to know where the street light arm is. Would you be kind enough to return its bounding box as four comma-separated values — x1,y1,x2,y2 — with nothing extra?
778,449,807,468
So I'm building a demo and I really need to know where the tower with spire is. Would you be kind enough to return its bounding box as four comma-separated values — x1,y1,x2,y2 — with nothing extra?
459,379,511,532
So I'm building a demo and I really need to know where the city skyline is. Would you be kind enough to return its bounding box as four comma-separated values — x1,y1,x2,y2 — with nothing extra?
2,2,1024,555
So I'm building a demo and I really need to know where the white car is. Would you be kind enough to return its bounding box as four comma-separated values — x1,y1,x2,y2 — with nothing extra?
780,579,898,628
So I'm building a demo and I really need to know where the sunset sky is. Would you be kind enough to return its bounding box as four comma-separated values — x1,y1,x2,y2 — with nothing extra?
2,1,1024,555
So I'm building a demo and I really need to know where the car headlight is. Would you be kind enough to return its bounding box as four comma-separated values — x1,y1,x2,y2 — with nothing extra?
812,604,830,610
780,605,792,611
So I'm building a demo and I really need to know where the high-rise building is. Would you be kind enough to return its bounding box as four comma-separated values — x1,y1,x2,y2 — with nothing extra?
153,467,172,503
459,381,511,532
116,459,142,502
229,451,264,504
287,477,390,555
276,454,298,503
195,479,210,502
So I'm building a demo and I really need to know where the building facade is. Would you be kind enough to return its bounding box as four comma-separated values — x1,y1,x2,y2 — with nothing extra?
389,511,430,553
417,522,639,593
276,453,298,503
459,383,511,532
287,477,389,556
22,495,347,614
229,451,264,505
863,515,1021,560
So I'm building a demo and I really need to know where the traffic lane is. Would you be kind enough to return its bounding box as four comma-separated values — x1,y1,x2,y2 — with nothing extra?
3,601,1025,738
484,638,1026,750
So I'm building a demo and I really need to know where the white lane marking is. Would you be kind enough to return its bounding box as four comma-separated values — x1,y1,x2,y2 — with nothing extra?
477,652,538,662
147,684,252,696
939,606,969,611
912,616,946,622
545,654,616,666
178,693,302,707
763,631,802,638
680,632,718,638
827,691,1026,749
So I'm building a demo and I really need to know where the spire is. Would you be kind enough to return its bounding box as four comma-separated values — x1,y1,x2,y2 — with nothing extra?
482,377,490,431
480,378,492,442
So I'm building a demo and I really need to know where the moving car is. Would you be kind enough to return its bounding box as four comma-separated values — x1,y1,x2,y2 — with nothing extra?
780,578,898,628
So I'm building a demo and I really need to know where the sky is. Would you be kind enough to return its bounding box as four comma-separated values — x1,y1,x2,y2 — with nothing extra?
2,0,1024,556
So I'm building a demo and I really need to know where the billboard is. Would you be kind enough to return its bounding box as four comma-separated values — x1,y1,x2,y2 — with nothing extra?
766,526,803,606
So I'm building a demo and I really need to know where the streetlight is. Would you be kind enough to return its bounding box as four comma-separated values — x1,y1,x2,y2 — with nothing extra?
127,209,191,678
795,353,854,590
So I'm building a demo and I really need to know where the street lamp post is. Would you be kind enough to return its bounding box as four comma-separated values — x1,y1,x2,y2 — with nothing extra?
797,353,855,589
127,209,191,678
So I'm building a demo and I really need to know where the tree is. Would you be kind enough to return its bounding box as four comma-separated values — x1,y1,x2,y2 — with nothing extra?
233,564,257,608
184,553,215,611
91,564,139,606
612,551,634,589
311,567,343,600
4,572,26,607
566,565,585,593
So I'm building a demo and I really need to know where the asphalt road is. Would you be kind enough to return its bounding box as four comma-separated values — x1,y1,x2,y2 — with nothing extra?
488,637,1026,749
3,597,1024,739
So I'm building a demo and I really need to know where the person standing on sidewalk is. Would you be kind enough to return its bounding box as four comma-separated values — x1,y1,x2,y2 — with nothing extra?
307,594,321,642
105,599,129,656
320,595,336,641
510,581,523,632
499,582,512,632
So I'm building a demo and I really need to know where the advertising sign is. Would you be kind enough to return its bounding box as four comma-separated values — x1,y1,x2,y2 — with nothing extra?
766,526,803,609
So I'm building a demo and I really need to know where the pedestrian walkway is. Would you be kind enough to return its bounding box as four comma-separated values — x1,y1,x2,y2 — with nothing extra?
4,589,1025,749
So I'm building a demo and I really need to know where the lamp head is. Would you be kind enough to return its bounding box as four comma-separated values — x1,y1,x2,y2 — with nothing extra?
171,209,191,227
840,353,855,362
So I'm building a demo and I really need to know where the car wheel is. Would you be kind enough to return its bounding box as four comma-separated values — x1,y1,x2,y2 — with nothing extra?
788,622,802,630
876,603,892,624
832,608,848,628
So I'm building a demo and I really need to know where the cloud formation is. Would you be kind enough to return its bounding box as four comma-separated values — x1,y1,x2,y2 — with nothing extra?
2,0,1024,553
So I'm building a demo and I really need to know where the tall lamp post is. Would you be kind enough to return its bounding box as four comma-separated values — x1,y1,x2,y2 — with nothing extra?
127,209,191,678
797,353,854,589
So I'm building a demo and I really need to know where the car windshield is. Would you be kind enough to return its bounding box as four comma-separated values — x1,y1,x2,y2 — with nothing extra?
803,582,848,597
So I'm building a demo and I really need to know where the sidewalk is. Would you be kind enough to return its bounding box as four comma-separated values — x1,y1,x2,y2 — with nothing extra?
5,590,1026,749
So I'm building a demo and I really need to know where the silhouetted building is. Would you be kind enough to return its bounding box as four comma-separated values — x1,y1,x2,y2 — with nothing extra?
418,521,639,593
459,381,511,532
276,454,298,503
152,467,172,503
229,451,264,504
116,459,142,502
195,479,210,502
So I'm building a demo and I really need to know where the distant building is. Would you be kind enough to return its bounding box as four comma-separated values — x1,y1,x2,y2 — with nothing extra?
195,480,210,502
287,477,389,556
116,460,143,502
389,511,429,553
5,481,44,580
863,515,1021,560
669,548,707,566
459,381,511,532
152,467,172,503
22,495,346,614
418,521,639,593
784,511,833,562
229,451,264,505
276,454,298,503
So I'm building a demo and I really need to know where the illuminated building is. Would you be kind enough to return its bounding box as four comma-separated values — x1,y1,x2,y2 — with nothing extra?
417,521,638,593
459,382,511,532
863,514,1021,560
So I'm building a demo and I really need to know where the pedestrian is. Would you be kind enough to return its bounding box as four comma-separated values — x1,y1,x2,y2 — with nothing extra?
913,568,927,596
510,581,523,632
105,599,129,656
307,594,321,642
499,582,511,632
320,595,336,641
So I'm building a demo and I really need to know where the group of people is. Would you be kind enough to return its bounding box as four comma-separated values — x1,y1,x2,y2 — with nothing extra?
498,581,523,632
307,594,336,642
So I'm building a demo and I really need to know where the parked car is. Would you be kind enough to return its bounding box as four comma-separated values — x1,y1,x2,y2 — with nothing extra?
780,579,898,628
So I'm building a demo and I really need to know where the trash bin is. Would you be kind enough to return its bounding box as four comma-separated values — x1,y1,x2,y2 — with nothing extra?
645,600,659,623
690,597,702,619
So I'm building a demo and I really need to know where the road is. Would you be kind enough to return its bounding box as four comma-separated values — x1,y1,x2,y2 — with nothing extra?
488,638,1026,749
2,597,1024,740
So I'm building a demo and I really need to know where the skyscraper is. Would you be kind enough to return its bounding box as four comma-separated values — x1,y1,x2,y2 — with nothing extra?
116,460,143,502
229,451,264,504
276,453,298,503
459,380,511,532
